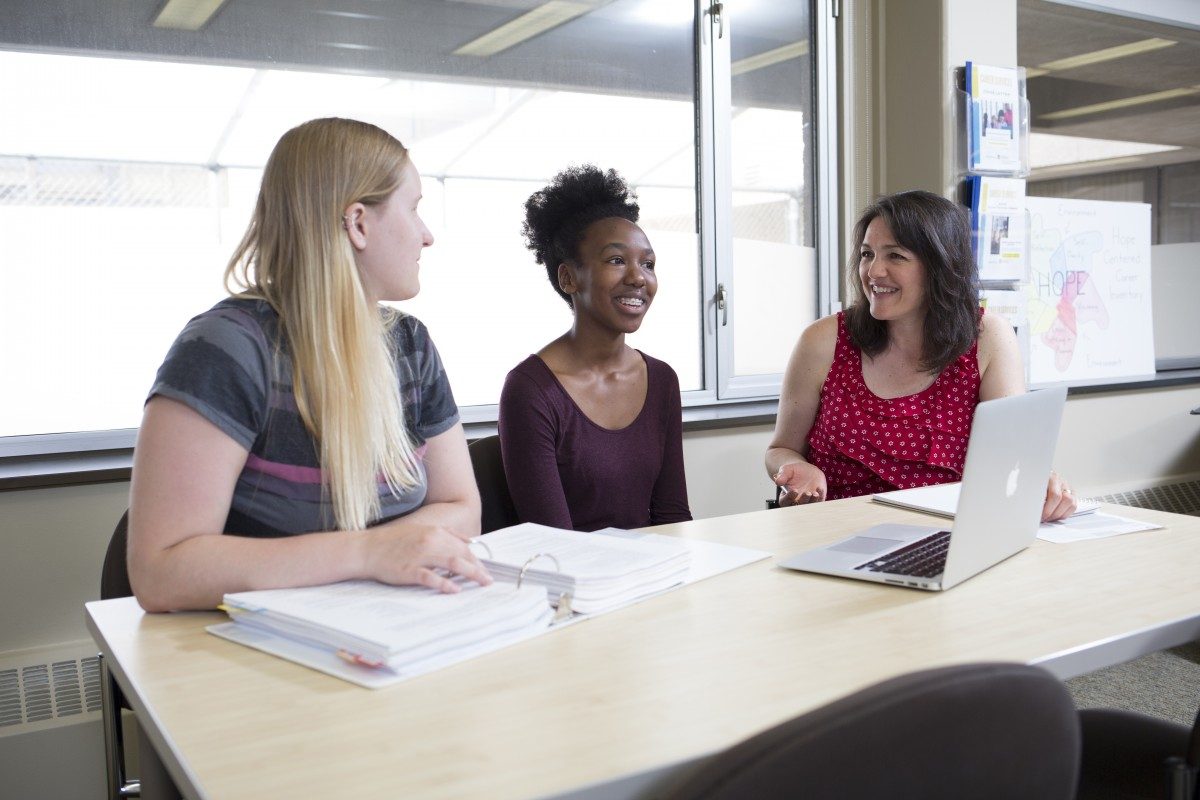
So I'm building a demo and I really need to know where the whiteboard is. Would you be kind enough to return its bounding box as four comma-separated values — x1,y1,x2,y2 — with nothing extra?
1024,196,1155,387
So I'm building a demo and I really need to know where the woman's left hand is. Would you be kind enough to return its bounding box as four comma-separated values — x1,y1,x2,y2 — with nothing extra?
1042,471,1078,522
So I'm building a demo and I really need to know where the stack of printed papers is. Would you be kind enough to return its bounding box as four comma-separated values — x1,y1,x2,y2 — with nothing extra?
479,523,691,615
212,580,552,687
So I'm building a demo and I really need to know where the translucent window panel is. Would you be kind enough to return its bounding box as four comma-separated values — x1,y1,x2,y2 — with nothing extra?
0,0,700,439
727,3,818,382
405,178,702,408
0,159,230,436
0,51,255,164
1160,161,1200,244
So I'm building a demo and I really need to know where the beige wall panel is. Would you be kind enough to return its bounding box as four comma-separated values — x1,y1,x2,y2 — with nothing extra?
0,481,128,653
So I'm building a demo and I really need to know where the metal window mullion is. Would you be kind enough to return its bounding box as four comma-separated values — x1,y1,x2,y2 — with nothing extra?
715,0,839,401
696,0,723,397
704,1,736,400
816,0,842,317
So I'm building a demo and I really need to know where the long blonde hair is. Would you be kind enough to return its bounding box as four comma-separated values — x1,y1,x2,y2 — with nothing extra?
225,117,419,532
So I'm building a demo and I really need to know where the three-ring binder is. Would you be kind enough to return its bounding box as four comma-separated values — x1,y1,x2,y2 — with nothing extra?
516,553,574,621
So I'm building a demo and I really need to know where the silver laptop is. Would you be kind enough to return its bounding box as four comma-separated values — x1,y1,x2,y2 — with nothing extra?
779,386,1067,591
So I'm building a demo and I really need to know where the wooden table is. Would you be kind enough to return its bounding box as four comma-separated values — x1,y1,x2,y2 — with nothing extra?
86,498,1200,799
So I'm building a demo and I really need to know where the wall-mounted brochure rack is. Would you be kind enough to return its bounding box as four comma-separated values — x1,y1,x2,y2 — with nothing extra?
954,64,1031,180
954,63,1033,383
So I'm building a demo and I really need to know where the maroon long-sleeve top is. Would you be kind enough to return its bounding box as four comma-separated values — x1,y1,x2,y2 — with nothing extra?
498,353,692,532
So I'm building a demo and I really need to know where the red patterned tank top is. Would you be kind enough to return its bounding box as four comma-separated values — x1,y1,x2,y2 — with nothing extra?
806,311,982,500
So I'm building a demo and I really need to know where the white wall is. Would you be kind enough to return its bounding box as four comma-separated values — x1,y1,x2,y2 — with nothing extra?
1054,386,1200,495
0,481,128,654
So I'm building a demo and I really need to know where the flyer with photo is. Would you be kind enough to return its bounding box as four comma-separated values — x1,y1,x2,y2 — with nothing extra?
967,62,1022,173
971,176,1027,282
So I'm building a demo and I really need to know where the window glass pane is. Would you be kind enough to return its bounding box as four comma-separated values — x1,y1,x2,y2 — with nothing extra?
727,3,818,379
0,0,699,438
1021,1,1200,370
1159,161,1200,244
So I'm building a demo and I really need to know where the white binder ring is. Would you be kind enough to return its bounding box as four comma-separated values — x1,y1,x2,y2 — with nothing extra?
515,553,560,587
467,539,494,560
515,554,573,620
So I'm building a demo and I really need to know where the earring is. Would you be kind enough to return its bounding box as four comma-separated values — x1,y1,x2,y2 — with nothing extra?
342,215,352,231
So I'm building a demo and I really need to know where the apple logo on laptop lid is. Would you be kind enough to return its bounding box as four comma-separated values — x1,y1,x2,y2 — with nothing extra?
1006,462,1021,497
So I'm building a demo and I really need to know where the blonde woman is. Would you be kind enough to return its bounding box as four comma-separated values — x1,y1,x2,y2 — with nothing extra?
128,118,490,612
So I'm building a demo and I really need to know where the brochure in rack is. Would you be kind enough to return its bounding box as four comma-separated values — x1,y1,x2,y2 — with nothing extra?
970,175,1027,282
967,62,1022,173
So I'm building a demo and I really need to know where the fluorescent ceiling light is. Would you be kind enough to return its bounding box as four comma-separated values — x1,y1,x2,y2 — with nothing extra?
1029,131,1178,169
1040,85,1200,120
153,0,228,30
732,40,809,76
629,0,694,27
454,1,591,57
313,11,389,21
1036,37,1175,72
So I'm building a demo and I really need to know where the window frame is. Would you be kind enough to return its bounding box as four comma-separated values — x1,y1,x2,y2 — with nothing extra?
0,0,841,473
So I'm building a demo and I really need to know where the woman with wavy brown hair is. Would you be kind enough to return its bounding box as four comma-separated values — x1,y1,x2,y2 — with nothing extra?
128,117,490,612
765,190,1076,522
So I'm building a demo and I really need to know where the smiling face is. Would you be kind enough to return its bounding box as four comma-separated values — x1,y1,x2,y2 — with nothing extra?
560,216,657,334
353,160,434,304
858,216,927,325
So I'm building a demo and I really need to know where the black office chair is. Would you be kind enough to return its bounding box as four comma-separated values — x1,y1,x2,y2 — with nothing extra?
1076,705,1200,799
101,511,134,601
469,435,519,533
100,511,139,799
661,662,1081,800
101,513,183,800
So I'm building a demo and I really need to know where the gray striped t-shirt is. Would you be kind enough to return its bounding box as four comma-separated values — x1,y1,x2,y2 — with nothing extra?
149,297,460,537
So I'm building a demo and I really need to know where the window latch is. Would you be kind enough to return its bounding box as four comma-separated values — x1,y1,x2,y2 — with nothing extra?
709,2,725,40
716,283,728,326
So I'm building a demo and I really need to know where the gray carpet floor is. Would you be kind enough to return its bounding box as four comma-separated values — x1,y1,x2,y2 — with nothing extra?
1065,490,1200,730
1066,641,1200,727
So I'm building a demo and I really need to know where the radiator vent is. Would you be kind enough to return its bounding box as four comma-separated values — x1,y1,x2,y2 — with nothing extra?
0,656,101,732
1095,479,1200,517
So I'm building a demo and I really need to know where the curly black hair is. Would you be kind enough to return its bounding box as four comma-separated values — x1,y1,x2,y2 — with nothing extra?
522,165,640,307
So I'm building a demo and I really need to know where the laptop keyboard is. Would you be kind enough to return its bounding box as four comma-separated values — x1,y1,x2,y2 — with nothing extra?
854,530,952,578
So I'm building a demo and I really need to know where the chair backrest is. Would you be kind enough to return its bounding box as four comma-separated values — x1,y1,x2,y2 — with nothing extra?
469,435,519,534
101,510,133,600
663,662,1081,800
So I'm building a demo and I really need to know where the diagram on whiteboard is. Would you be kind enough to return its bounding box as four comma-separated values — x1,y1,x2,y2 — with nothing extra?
1025,197,1154,386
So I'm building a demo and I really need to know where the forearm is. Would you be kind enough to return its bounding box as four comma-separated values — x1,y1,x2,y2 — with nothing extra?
650,393,692,524
765,446,808,477
649,462,692,525
133,499,485,612
131,527,368,612
385,497,480,540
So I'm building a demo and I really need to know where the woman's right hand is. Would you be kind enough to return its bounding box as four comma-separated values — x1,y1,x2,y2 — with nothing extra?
773,461,828,507
361,522,494,593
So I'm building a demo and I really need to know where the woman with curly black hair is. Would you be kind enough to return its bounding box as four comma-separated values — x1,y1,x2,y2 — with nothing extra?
498,165,692,531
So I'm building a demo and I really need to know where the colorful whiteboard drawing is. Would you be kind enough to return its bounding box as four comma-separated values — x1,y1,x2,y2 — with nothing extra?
1025,197,1153,386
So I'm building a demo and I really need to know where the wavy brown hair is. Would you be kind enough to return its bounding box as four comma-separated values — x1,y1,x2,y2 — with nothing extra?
845,190,980,372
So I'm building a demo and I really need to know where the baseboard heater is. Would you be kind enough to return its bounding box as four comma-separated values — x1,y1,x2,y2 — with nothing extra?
1093,479,1200,517
0,654,101,735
